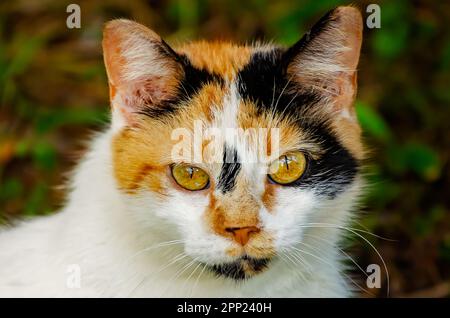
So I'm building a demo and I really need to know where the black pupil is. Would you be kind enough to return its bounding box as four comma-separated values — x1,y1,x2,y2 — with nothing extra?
284,155,290,170
187,167,194,179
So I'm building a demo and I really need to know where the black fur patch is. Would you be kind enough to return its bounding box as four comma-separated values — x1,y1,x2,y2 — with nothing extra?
237,49,359,198
209,256,270,280
138,53,224,118
217,145,241,194
281,8,337,65
288,122,359,197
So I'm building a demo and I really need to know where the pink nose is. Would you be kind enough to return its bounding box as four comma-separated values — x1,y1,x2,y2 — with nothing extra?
225,226,260,246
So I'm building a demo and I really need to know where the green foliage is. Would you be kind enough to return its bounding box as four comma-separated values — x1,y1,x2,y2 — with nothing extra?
356,101,392,142
413,206,445,236
34,108,108,134
371,1,410,59
0,178,23,202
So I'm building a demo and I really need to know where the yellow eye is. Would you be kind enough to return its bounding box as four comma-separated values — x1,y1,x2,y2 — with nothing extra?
171,164,210,191
268,152,307,185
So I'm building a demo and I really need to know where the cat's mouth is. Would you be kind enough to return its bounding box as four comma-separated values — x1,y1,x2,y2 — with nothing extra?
208,255,271,280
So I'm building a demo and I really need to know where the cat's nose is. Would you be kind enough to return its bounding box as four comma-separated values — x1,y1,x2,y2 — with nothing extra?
225,226,260,246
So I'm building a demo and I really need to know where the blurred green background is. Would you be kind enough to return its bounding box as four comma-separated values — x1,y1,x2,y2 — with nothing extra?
0,0,449,297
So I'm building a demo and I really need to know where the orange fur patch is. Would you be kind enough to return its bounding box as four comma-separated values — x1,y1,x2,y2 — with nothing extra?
208,190,260,233
332,117,364,160
112,80,227,195
112,127,169,195
205,182,274,259
262,183,277,212
176,41,252,80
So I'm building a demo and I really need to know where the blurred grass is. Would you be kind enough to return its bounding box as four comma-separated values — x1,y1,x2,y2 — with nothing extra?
0,0,449,297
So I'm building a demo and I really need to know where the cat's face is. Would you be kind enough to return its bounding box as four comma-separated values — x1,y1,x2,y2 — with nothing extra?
103,7,363,280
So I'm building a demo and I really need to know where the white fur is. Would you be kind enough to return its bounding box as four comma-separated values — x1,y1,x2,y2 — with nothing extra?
120,25,171,83
0,87,362,298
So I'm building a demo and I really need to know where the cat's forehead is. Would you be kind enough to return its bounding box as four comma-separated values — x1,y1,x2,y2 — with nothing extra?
170,42,363,162
171,42,303,134
166,42,334,160
173,42,315,124
176,41,275,80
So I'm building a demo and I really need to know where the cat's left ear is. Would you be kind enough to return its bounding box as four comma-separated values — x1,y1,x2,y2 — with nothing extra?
102,19,184,128
284,6,363,119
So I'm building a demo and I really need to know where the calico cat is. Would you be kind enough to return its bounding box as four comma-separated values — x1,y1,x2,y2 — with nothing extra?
0,6,364,297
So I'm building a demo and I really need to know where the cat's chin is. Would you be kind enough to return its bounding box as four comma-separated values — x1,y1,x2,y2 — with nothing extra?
207,255,272,280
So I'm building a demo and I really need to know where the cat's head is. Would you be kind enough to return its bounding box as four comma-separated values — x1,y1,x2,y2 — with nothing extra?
102,6,363,280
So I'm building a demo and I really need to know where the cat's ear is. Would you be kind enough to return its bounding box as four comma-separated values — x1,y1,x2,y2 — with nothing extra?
284,6,363,118
102,19,183,127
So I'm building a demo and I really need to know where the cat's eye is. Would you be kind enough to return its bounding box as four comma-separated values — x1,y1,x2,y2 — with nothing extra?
171,164,210,191
268,152,307,185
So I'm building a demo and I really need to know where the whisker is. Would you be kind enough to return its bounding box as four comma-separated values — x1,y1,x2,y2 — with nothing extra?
279,250,308,283
189,263,208,297
123,240,184,265
290,245,375,297
181,262,203,295
303,233,369,279
273,76,293,111
160,258,199,297
127,252,188,297
297,223,390,296
286,249,314,273
291,233,374,296
298,222,396,242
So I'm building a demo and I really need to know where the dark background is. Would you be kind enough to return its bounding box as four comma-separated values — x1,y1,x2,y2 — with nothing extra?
0,0,449,297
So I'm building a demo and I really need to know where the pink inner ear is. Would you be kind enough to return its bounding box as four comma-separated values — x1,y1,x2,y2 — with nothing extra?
121,77,178,110
338,8,363,71
102,19,183,122
287,7,362,112
332,72,358,116
126,79,159,109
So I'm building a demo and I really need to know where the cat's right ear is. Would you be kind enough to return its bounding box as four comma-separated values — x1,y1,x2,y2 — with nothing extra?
102,19,183,128
283,6,363,119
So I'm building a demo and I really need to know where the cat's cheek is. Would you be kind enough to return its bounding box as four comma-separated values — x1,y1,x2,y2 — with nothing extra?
183,234,234,264
262,188,318,250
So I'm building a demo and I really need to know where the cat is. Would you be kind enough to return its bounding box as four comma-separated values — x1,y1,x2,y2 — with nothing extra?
0,6,364,297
